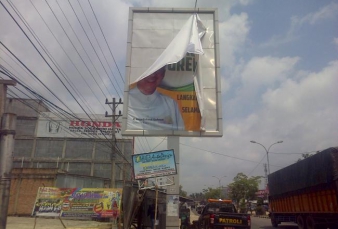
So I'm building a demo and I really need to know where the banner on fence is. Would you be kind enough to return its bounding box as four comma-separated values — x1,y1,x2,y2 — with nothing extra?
32,187,122,218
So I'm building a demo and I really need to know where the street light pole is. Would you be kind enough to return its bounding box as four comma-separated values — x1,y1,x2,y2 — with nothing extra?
250,140,283,175
212,175,226,199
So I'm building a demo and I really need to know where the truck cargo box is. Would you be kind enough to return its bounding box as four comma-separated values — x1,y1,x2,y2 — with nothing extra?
268,147,338,228
269,147,338,197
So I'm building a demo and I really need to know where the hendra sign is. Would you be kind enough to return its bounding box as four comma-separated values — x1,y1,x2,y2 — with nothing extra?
36,112,129,139
69,121,121,128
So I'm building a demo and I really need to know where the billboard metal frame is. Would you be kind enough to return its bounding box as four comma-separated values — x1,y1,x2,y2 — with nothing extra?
122,8,222,137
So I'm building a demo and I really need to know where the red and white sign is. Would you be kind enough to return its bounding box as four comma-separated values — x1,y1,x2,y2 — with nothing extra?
36,112,128,139
255,190,267,198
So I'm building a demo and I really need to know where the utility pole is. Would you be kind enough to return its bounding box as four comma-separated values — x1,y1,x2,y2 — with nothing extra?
250,140,284,176
0,79,16,229
105,98,123,188
0,113,16,229
263,163,268,187
212,175,226,199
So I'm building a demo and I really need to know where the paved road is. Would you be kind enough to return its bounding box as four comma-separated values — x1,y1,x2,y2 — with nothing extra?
190,210,298,229
6,217,116,229
250,216,298,229
6,213,298,229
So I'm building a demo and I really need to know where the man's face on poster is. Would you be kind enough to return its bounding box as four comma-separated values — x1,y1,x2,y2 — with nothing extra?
137,68,165,95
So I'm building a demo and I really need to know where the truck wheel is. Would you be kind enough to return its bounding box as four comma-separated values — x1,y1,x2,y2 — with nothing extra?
297,215,307,229
270,214,278,227
305,216,315,229
271,218,278,227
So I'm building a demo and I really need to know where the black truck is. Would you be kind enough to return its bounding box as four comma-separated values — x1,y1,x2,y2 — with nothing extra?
194,199,251,229
268,147,338,228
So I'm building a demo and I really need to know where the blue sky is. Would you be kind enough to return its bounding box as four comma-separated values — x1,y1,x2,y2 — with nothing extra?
1,0,337,194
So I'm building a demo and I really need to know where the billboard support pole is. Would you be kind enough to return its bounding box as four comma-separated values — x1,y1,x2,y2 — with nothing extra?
166,136,180,229
154,184,158,229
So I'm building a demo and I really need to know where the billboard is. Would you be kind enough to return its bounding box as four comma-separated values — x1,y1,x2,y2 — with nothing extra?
32,187,122,218
36,112,128,139
255,190,268,198
132,149,177,179
122,8,222,137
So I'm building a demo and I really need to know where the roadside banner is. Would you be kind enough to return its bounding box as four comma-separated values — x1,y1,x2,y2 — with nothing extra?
31,187,64,217
32,187,122,218
132,149,177,179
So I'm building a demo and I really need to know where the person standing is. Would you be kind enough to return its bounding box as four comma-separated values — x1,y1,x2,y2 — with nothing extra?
147,203,159,229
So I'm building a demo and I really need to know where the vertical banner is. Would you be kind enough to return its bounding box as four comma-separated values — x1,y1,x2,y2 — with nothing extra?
167,195,179,217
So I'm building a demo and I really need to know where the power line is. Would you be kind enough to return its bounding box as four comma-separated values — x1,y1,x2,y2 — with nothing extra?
7,0,102,118
43,0,108,99
58,0,117,97
7,91,131,176
25,0,108,112
0,41,74,115
74,0,123,96
1,2,122,150
87,0,125,83
180,142,262,164
149,137,166,152
1,1,132,179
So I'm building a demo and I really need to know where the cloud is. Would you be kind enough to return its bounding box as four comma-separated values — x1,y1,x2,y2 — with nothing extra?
224,56,299,119
262,60,338,116
334,37,338,49
219,13,251,70
2,0,337,196
241,56,300,87
262,2,338,48
295,2,338,26
186,77,337,193
255,60,338,152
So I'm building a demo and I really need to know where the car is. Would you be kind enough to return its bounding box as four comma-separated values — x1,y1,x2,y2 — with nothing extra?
194,199,251,229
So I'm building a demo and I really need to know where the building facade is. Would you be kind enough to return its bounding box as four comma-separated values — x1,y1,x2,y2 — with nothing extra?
8,98,133,188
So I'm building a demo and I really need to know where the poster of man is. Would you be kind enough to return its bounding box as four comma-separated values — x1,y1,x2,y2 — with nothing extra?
127,66,185,130
122,9,222,137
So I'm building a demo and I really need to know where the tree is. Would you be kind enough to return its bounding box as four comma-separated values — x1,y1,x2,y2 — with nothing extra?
202,187,219,200
189,192,205,201
179,185,187,197
296,152,319,162
227,173,262,210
